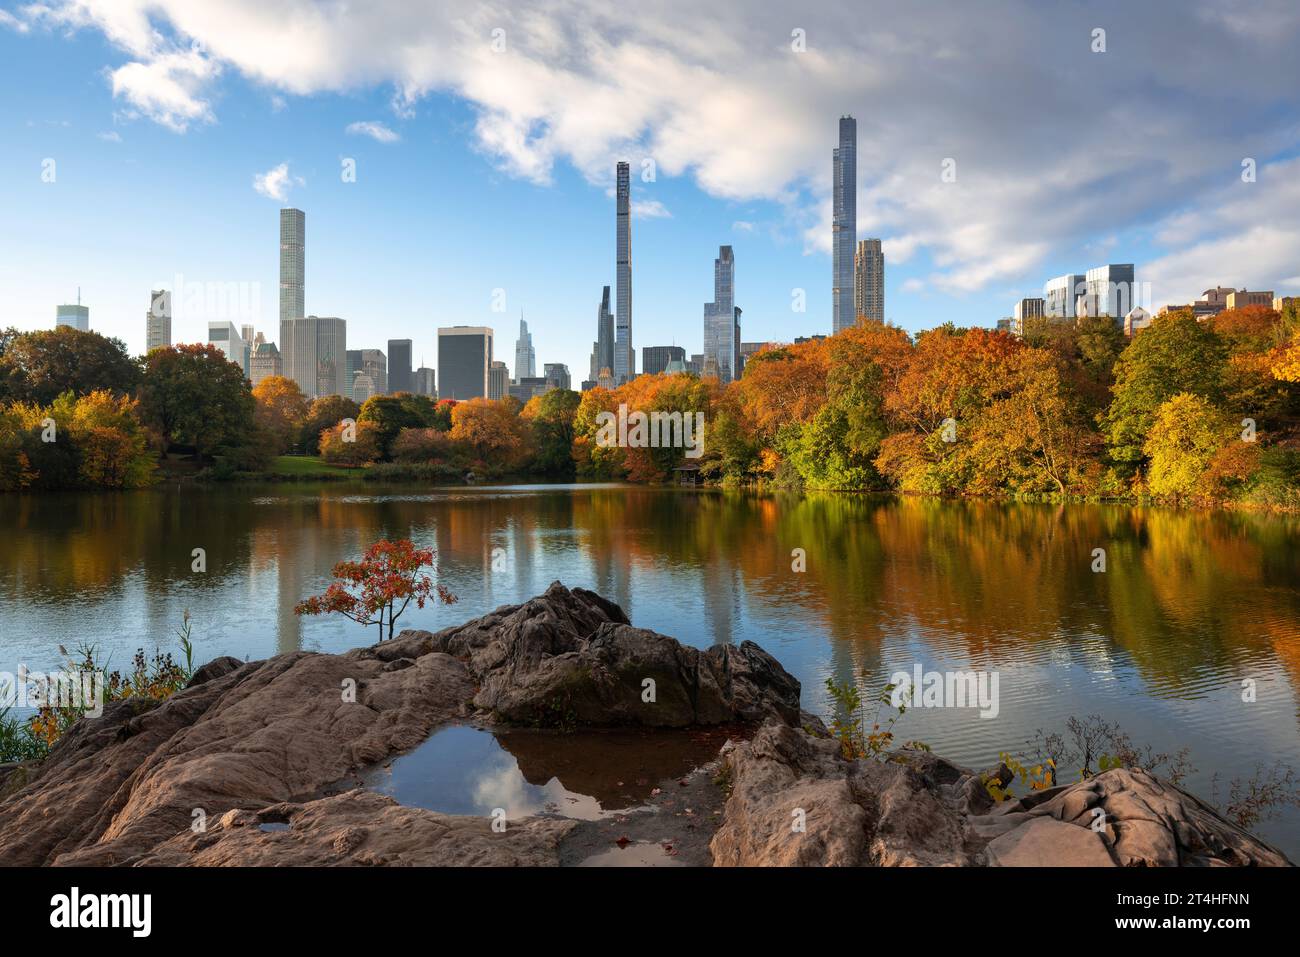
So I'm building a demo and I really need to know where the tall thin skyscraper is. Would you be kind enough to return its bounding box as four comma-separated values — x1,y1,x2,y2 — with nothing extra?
514,316,536,379
146,289,171,351
614,161,633,383
832,116,857,333
853,238,884,323
388,339,412,393
279,208,305,325
703,245,741,384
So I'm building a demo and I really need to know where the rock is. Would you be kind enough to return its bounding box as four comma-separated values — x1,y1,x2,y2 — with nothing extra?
985,817,1117,867
184,656,246,688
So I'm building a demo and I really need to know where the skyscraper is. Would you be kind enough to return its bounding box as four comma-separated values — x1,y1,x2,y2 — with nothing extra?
853,238,884,323
281,316,346,398
589,286,614,384
832,116,857,333
614,161,633,383
56,301,89,331
1044,273,1087,319
489,361,510,400
146,289,171,352
642,345,686,376
279,208,305,325
703,245,741,384
208,321,248,377
250,341,282,389
1084,264,1136,323
514,317,536,379
544,363,571,391
437,326,493,400
387,339,412,393
413,367,436,397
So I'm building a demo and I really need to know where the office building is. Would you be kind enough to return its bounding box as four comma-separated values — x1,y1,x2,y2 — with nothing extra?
509,377,548,403
596,367,616,390
1012,297,1046,335
1275,296,1299,313
346,348,386,402
281,316,347,398
1044,273,1087,319
589,286,615,384
614,161,633,383
56,301,89,331
1083,264,1136,321
832,116,857,333
279,208,305,324
250,341,282,389
414,367,436,398
687,354,704,375
437,326,492,400
146,289,171,352
514,318,536,380
489,361,509,400
853,238,884,323
387,339,412,393
544,363,571,391
703,245,742,384
1225,289,1274,310
739,341,769,375
643,345,686,376
208,321,249,377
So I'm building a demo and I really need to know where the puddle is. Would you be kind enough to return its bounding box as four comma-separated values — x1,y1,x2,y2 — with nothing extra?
258,822,291,832
363,724,734,822
577,840,686,867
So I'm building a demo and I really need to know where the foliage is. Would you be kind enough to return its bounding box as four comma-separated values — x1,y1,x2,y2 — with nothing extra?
521,388,581,477
0,327,140,405
1143,393,1249,499
358,393,439,458
823,668,910,761
137,344,255,459
294,539,458,641
319,419,382,466
298,395,361,455
252,376,310,454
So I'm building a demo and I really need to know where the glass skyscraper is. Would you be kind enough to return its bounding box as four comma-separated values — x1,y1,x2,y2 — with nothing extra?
614,161,633,383
703,245,741,384
854,238,884,323
279,208,305,325
832,116,857,333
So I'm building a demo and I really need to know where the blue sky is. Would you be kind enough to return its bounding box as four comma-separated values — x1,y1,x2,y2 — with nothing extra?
2,0,1299,384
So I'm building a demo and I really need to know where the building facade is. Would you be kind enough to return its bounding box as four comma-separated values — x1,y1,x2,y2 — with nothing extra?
514,318,536,380
1225,289,1274,310
250,341,282,389
614,161,633,383
1083,264,1136,322
643,345,686,376
853,238,884,323
489,360,509,400
279,208,305,325
437,326,493,400
589,286,615,384
703,245,741,384
146,289,171,352
281,316,346,398
1044,273,1087,319
832,115,857,333
543,363,571,391
414,367,436,398
56,303,89,331
387,339,412,393
208,321,249,378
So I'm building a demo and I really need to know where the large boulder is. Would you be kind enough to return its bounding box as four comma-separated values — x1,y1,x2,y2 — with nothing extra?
711,721,1293,867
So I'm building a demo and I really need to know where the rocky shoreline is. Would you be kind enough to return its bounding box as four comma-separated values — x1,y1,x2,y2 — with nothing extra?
0,583,1289,867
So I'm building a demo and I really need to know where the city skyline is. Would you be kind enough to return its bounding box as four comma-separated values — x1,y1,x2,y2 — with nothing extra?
3,2,1300,385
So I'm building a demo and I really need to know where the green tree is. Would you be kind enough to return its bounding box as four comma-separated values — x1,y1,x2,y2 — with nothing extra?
1144,393,1239,499
358,394,438,458
0,327,140,405
522,388,581,477
299,394,361,454
136,345,254,459
1102,314,1227,477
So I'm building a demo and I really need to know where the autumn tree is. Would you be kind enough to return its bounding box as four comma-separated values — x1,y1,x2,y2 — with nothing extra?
136,344,255,460
1143,393,1248,500
294,539,457,641
0,327,140,405
448,397,533,471
252,376,310,454
358,393,439,458
299,394,361,454
319,419,381,466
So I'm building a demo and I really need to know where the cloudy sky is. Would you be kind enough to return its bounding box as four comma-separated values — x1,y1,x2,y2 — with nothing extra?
2,0,1299,380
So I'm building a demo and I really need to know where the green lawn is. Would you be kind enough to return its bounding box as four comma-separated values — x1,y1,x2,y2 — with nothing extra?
269,455,358,477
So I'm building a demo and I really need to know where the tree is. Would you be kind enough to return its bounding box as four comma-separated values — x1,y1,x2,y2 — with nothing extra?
522,388,581,477
1144,393,1243,500
294,539,458,641
252,376,310,454
136,345,255,459
358,393,437,458
299,394,361,454
1103,313,1227,477
320,419,381,466
60,390,157,488
0,327,140,405
449,398,532,470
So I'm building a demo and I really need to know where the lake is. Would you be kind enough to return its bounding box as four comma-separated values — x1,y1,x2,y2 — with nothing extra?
3,482,1299,855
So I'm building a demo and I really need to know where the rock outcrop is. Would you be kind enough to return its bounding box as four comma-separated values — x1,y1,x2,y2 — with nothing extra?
0,583,798,866
710,721,1292,867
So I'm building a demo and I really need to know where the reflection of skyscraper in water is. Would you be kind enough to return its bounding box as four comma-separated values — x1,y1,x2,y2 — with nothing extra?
701,560,737,646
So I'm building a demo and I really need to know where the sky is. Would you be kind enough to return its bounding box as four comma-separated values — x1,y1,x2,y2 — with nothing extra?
2,0,1299,384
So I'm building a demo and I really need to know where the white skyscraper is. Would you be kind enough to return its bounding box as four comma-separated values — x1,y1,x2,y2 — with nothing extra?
514,316,536,379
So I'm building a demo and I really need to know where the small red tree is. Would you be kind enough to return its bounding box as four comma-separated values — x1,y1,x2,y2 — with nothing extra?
294,539,457,641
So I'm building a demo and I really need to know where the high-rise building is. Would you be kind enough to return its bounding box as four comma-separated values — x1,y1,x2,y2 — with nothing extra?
56,302,89,331
544,363,571,391
281,316,346,398
146,289,171,352
596,367,616,390
347,348,386,401
832,116,857,333
1012,297,1046,335
1044,273,1087,319
437,326,492,400
687,354,704,375
853,238,883,323
738,341,769,376
413,367,437,398
279,208,305,325
703,245,741,384
387,339,412,393
643,345,686,376
489,360,510,400
614,161,633,383
250,341,282,389
509,377,548,403
1084,264,1136,322
208,321,248,377
514,317,536,380
589,286,615,384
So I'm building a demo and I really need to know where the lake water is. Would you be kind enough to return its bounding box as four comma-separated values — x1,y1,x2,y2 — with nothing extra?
3,482,1299,856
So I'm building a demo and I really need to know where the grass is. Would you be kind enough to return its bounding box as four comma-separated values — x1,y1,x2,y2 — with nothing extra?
268,455,359,477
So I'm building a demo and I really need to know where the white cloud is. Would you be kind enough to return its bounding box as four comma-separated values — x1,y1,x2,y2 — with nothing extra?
252,162,304,202
900,278,925,294
97,130,122,142
0,9,30,33
731,220,754,232
346,120,400,143
8,0,1300,295
631,198,670,219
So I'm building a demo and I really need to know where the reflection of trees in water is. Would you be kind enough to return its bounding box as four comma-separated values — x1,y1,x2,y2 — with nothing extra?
3,486,1298,699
